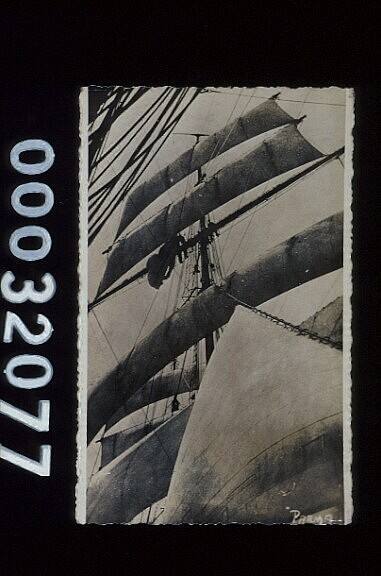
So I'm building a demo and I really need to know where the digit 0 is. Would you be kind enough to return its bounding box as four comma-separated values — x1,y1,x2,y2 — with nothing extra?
10,140,54,175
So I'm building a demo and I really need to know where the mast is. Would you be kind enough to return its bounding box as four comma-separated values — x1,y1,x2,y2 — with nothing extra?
199,215,214,361
88,212,344,444
96,123,324,297
88,144,344,312
194,134,214,363
114,94,294,238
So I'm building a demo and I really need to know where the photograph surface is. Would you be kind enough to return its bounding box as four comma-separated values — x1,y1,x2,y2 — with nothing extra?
80,87,352,524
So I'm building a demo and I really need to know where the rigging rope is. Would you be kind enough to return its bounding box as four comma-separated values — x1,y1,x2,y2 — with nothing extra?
89,87,173,192
204,88,345,107
89,87,149,168
94,87,224,249
88,87,116,129
93,88,202,252
88,145,343,310
89,88,184,225
89,88,136,169
89,88,179,203
89,90,141,183
91,308,120,364
225,292,342,350
220,92,302,259
88,87,120,133
89,89,144,194
89,88,200,244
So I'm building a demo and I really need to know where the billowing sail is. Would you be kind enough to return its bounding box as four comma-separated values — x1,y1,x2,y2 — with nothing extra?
98,124,323,295
88,212,343,443
300,295,343,346
106,365,199,430
115,98,295,238
87,406,192,524
160,302,343,524
101,414,174,468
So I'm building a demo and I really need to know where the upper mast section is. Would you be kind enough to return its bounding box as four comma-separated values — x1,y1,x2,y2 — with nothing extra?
190,133,214,363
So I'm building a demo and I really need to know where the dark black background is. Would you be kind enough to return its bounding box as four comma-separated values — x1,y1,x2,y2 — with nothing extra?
0,88,79,527
0,3,380,573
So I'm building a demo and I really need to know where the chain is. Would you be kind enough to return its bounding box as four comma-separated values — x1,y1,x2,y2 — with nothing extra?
225,293,342,351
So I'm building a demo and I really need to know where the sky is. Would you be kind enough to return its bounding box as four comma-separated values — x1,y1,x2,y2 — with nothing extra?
86,86,347,482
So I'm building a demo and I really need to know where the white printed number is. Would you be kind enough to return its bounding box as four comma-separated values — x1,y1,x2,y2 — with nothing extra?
1,139,54,477
4,354,53,390
0,399,50,432
9,225,51,262
11,182,54,218
0,444,51,476
10,139,55,176
3,311,53,345
1,271,56,303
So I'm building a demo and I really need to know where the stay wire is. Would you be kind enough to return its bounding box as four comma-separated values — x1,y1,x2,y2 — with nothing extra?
89,87,173,193
92,87,200,254
89,88,132,169
91,308,120,365
89,89,183,223
222,91,311,274
224,292,342,350
204,89,345,107
89,89,197,244
89,87,149,161
218,93,291,258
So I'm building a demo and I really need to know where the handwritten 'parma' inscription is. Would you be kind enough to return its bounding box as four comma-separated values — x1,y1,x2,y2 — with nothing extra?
289,507,342,525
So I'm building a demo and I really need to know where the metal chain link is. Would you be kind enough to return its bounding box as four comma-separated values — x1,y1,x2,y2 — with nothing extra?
226,292,342,351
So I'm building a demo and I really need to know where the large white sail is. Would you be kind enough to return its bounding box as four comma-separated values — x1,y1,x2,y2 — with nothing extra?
87,405,192,524
115,97,295,237
85,86,349,525
97,124,323,295
88,212,343,443
161,302,343,524
106,365,198,431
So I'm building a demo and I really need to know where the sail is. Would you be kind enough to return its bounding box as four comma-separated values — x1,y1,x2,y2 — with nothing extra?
101,414,174,468
87,406,192,524
160,302,343,524
88,212,343,443
129,497,167,524
299,295,343,346
97,124,323,295
106,365,199,430
115,98,295,238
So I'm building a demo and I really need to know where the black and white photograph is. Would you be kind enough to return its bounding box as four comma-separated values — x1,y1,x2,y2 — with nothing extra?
79,86,353,525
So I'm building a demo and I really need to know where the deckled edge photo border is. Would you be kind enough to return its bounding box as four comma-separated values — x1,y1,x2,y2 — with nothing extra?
75,87,354,525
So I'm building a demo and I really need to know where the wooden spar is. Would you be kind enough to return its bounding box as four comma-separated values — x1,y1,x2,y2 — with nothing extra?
100,414,174,468
87,212,343,443
105,365,199,430
88,146,344,312
96,124,323,296
114,97,295,238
